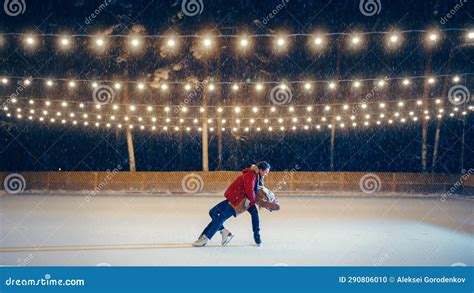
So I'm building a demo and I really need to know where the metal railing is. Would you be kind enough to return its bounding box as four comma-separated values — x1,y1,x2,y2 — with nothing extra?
1,171,472,195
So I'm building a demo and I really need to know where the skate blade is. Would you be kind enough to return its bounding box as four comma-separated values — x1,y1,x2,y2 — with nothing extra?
221,234,234,246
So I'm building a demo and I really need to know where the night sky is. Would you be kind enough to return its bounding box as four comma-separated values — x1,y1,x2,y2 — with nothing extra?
0,0,472,172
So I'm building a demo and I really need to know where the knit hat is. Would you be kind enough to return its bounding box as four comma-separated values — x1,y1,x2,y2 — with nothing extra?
256,161,271,171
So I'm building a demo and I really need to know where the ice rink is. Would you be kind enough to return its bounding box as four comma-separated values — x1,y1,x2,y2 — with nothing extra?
1,194,473,266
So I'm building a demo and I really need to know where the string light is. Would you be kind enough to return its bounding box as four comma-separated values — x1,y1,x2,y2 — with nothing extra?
387,32,401,46
313,35,323,46
94,36,106,48
350,33,362,47
166,37,177,48
239,36,250,49
427,31,440,45
202,36,213,49
467,31,474,40
24,35,36,47
276,36,286,48
129,35,143,50
59,36,71,48
312,33,326,50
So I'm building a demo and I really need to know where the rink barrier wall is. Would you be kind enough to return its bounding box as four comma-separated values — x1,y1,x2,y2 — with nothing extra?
0,172,473,196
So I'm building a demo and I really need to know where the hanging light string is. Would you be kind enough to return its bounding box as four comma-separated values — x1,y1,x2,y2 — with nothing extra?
0,73,470,90
3,95,471,126
4,103,469,123
0,28,471,38
2,93,471,111
3,107,470,132
2,28,473,54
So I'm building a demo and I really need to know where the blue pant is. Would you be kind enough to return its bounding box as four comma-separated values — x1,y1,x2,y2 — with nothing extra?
201,200,260,239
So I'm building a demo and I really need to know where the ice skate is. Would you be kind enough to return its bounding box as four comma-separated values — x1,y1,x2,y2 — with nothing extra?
192,235,208,247
220,229,234,246
254,233,261,246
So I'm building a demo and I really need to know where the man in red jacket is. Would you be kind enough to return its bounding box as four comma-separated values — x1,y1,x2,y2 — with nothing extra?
193,161,275,247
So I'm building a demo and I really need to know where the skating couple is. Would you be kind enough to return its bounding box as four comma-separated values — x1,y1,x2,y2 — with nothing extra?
193,161,280,247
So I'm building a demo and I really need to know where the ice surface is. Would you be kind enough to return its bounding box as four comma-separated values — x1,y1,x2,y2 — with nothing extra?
0,194,473,266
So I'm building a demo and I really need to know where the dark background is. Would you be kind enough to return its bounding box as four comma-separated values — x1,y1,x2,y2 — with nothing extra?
0,0,472,172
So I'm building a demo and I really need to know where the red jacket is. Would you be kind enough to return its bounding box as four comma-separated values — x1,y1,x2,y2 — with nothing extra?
225,167,257,209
